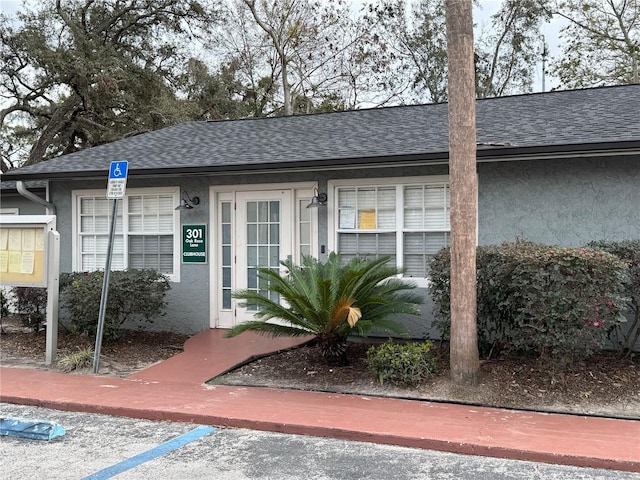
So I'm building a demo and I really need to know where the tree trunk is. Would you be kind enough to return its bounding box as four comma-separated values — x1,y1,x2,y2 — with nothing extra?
317,332,349,366
281,57,292,116
444,0,479,385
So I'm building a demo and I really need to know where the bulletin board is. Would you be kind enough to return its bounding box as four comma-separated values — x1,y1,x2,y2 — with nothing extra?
0,216,55,288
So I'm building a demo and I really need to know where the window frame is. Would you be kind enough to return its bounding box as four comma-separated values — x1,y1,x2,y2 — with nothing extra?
72,187,181,282
0,208,20,215
328,175,451,287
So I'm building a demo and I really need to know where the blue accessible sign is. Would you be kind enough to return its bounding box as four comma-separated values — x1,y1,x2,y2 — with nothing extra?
107,161,129,199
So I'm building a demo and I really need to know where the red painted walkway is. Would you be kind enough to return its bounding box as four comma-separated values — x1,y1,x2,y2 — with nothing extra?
1,329,639,472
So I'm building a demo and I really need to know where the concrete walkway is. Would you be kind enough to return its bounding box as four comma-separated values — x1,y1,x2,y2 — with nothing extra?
1,329,639,473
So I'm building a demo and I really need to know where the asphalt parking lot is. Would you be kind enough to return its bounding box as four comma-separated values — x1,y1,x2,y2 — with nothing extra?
1,403,638,480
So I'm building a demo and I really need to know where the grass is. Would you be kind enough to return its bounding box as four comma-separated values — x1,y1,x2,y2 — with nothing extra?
58,348,94,372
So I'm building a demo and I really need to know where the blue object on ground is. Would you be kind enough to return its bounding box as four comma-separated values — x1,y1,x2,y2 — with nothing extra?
0,417,66,441
82,425,216,480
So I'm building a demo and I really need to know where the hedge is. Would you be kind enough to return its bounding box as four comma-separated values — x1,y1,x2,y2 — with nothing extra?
429,240,628,368
60,269,170,341
588,240,640,356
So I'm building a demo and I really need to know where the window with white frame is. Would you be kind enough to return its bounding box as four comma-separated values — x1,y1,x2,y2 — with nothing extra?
74,188,179,279
333,177,450,281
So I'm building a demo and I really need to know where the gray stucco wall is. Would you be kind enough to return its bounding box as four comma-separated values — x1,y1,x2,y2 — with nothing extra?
478,155,640,245
48,154,639,337
0,193,48,215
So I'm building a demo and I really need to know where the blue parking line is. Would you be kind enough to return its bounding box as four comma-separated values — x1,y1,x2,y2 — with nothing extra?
81,425,216,480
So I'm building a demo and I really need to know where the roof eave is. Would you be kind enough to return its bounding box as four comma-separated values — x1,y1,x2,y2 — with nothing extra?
3,139,639,182
477,139,640,161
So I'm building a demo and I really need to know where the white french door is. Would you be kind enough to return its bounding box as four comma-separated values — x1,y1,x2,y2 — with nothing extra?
215,189,293,328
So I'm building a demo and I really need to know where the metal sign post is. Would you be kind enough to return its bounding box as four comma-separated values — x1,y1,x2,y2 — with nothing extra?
93,161,128,373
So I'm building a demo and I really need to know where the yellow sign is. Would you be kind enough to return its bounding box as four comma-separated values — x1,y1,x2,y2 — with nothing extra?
359,210,376,229
0,226,47,286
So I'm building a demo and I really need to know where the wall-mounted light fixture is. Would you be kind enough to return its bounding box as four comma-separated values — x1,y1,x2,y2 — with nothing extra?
307,187,327,209
175,191,200,210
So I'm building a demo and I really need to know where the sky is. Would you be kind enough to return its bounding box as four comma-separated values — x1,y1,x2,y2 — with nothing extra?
0,0,565,93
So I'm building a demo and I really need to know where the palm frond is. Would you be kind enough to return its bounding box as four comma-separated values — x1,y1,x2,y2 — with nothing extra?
226,320,314,338
230,253,422,342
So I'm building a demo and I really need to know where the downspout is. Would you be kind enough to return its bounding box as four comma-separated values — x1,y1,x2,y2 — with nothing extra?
16,181,56,215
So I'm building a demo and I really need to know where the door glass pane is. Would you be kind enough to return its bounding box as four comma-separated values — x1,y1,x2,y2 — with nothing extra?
222,289,232,310
247,224,257,244
270,224,279,243
300,223,310,244
299,198,311,260
270,246,279,265
259,224,268,243
222,224,231,244
246,199,281,310
247,202,257,222
259,246,268,265
247,268,257,289
269,201,279,221
258,201,268,222
248,246,257,265
222,202,231,223
221,202,232,311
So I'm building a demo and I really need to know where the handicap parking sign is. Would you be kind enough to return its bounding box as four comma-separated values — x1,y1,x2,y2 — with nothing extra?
107,161,129,199
109,161,128,179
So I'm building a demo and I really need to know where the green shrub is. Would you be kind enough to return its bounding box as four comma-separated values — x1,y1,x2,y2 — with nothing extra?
429,241,628,368
12,287,47,332
59,348,94,372
366,340,438,386
0,290,9,319
60,269,170,342
430,246,506,356
588,240,640,355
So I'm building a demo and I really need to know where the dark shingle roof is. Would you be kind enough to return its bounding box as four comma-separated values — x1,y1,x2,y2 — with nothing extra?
4,84,640,181
0,179,47,191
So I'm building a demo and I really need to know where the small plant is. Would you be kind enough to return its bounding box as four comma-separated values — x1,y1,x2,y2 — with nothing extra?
59,348,94,372
366,340,438,386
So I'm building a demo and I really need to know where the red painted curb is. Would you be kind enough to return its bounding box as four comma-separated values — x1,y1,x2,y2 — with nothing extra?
2,392,638,473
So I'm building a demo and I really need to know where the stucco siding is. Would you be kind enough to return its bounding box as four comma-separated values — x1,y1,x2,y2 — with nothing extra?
0,194,47,215
478,156,640,246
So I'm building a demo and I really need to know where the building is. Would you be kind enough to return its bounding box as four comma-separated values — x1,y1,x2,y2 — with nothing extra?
3,85,639,335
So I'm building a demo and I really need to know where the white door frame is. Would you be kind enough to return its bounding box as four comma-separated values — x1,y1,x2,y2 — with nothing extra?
209,182,318,329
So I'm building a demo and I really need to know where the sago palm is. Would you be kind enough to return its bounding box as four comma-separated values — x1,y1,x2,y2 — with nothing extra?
227,253,423,364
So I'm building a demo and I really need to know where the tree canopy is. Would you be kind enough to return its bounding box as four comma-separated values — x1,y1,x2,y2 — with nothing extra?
0,0,221,169
1,0,638,170
549,0,639,88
